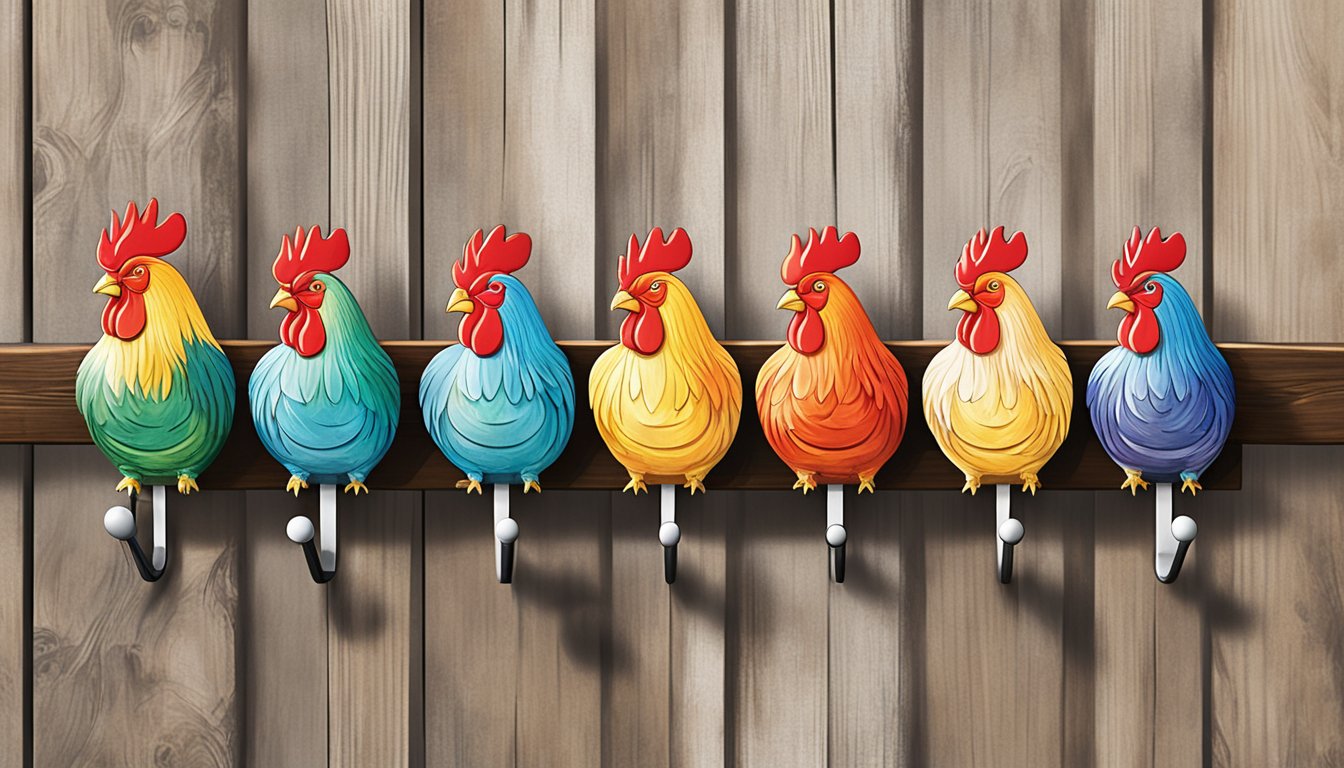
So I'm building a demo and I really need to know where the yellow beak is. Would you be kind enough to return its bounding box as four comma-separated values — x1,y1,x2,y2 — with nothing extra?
1107,291,1135,313
446,287,474,314
610,290,640,312
93,274,121,297
947,289,977,313
270,288,299,312
776,289,805,312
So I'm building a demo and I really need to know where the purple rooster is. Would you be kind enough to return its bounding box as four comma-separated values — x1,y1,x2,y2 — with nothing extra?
1087,227,1235,495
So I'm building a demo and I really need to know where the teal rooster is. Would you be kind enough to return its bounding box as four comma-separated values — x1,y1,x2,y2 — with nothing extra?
76,199,236,496
248,226,400,495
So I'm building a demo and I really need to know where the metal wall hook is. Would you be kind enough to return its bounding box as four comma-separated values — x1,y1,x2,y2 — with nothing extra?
1155,482,1197,584
826,484,846,583
659,484,680,584
996,484,1024,584
287,484,337,583
104,485,167,582
494,484,518,584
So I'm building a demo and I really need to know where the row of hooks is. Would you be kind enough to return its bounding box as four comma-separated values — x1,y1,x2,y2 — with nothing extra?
103,481,1197,587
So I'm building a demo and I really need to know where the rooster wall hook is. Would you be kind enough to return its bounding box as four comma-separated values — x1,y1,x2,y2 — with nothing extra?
250,226,400,583
923,227,1072,583
590,227,742,583
420,226,575,584
77,200,236,582
1088,227,1234,583
756,227,908,582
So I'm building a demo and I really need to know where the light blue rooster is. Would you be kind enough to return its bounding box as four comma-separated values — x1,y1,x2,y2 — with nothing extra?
249,226,400,496
420,226,575,494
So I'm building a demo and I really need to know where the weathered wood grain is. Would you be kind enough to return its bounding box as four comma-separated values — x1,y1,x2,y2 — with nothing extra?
324,0,419,763
1212,1,1344,766
0,0,24,761
31,0,244,762
242,0,331,762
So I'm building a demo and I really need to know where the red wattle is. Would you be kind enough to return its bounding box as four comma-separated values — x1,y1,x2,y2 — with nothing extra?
281,307,327,357
621,308,664,355
787,308,824,354
102,294,146,340
460,308,503,356
957,309,1001,355
1119,307,1160,354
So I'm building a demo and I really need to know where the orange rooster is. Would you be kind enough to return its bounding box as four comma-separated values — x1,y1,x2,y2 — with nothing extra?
755,227,908,493
589,228,742,494
922,227,1072,495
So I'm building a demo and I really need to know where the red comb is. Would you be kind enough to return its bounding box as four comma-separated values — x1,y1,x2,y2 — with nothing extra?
272,226,351,286
453,226,532,292
618,227,692,290
1112,226,1186,290
955,226,1028,289
97,199,186,272
780,226,860,285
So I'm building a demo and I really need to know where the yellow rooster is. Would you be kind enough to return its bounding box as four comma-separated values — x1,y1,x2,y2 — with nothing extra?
922,227,1072,495
589,227,742,494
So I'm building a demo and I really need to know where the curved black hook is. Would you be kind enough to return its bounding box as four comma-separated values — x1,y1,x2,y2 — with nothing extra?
104,486,166,582
287,484,337,584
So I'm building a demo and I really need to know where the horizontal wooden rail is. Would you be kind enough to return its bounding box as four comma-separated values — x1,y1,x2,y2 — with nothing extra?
1,340,1339,491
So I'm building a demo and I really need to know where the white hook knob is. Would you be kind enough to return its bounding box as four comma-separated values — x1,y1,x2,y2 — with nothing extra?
998,518,1025,545
496,517,520,545
1172,515,1197,543
825,523,847,547
104,506,136,541
287,516,315,544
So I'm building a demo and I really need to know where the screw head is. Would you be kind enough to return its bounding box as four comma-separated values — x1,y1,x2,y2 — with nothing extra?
998,519,1025,545
496,517,520,545
659,522,681,547
826,524,847,547
287,516,315,544
103,506,136,541
1172,515,1198,543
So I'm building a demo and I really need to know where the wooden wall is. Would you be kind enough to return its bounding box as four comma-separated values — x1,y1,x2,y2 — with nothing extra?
0,0,1341,765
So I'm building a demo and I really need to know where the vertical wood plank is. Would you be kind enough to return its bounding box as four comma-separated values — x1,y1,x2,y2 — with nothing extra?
243,0,331,763
1090,2,1207,766
324,0,419,763
1212,2,1344,765
830,0,920,765
31,0,243,762
728,0,832,765
0,0,25,761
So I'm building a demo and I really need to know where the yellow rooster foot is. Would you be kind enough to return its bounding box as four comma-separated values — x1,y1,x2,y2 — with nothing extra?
1120,469,1149,495
455,478,483,495
684,476,707,495
1020,473,1041,496
522,478,542,494
286,475,309,497
344,479,370,496
857,472,877,495
1180,474,1202,496
177,475,200,495
961,475,981,495
793,471,818,494
622,474,648,495
115,476,142,497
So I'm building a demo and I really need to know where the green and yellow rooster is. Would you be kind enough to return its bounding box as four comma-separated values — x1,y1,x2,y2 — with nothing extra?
76,200,236,496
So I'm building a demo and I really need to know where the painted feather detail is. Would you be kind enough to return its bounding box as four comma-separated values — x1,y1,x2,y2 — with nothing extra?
249,275,400,484
589,277,742,479
1087,274,1234,481
923,280,1073,481
420,275,575,483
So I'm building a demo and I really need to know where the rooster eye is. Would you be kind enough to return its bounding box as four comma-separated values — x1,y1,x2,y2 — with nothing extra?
812,281,826,292
650,281,663,291
988,280,1001,291
311,281,324,292
1145,282,1156,293
133,266,145,276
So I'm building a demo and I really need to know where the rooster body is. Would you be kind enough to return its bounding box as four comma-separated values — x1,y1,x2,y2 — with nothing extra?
589,228,741,494
923,227,1072,494
756,227,907,492
420,227,575,493
249,227,399,495
1087,228,1234,494
76,200,235,496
